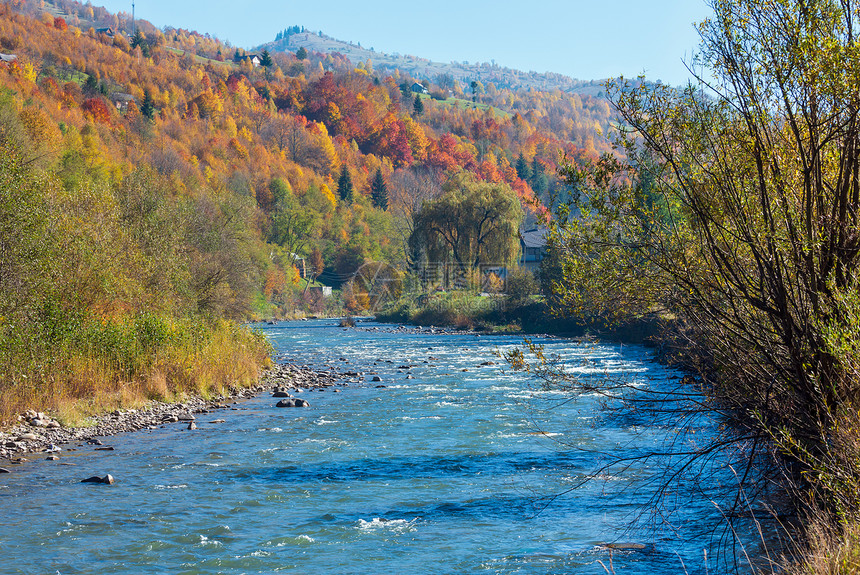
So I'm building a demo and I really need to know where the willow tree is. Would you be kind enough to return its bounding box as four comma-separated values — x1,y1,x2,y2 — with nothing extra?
543,0,860,516
410,172,523,280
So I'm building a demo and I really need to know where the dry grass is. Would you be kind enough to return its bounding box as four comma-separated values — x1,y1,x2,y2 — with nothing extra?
785,518,860,574
0,320,271,428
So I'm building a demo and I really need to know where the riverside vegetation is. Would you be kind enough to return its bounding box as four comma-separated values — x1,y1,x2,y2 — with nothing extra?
503,1,860,572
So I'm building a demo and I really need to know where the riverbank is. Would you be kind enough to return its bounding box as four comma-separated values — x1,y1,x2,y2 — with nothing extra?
375,292,666,344
0,362,349,468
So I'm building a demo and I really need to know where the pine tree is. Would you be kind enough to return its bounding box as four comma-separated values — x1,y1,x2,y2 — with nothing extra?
515,153,531,181
131,28,150,57
83,73,98,95
529,156,547,194
296,47,308,60
337,166,354,202
370,168,389,211
413,94,424,116
140,90,155,120
260,50,273,67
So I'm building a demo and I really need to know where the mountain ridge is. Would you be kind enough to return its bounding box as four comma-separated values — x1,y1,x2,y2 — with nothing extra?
256,27,608,97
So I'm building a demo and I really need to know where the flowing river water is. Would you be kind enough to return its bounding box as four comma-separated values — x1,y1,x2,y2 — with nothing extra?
0,319,770,574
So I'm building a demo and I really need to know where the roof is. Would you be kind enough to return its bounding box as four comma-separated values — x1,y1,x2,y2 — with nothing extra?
0,54,18,63
520,228,548,249
111,93,136,102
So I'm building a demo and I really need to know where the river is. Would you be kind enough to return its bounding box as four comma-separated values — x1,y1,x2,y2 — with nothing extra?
0,319,768,574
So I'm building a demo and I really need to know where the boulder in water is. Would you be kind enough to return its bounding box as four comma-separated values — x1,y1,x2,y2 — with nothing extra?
81,474,114,485
600,543,648,551
277,398,310,408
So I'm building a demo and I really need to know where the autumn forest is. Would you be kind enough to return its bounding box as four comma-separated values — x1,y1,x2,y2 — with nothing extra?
0,0,618,423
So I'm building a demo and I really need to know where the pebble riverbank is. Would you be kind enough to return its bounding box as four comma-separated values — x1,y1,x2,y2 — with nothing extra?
0,363,350,470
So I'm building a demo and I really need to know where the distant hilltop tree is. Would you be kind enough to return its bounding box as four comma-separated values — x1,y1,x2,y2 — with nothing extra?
277,26,305,42
296,46,308,60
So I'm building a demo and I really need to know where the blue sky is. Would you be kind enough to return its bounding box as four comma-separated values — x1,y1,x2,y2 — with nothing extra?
95,0,713,86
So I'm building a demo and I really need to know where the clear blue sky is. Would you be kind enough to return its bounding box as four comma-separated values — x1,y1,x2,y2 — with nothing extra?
95,0,713,86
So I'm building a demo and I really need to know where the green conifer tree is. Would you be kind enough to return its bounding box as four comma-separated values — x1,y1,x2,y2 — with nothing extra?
515,153,531,181
337,166,354,202
413,94,424,116
140,90,156,120
530,156,547,194
370,168,389,211
260,50,273,67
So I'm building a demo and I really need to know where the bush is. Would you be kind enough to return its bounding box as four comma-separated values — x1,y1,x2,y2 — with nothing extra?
506,268,539,305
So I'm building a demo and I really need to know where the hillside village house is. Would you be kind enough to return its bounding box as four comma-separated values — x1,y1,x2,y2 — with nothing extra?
111,93,136,112
411,82,429,94
519,228,547,271
237,54,261,67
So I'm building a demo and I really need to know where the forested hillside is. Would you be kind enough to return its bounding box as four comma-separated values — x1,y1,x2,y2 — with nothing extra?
0,0,613,422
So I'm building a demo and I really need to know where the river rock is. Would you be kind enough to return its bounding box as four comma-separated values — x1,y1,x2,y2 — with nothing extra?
0,468,10,473
276,398,310,408
371,376,382,382
209,419,226,424
46,455,60,461
81,474,114,485
19,433,38,441
178,413,195,421
162,415,179,423
187,422,197,430
272,391,291,398
601,543,648,550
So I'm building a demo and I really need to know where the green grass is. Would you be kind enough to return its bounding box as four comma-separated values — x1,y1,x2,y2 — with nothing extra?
164,47,236,68
419,94,511,119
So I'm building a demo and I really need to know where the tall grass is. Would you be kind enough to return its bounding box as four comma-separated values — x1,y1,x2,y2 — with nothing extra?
0,313,270,427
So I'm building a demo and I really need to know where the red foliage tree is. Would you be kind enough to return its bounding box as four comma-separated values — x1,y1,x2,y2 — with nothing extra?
82,97,113,125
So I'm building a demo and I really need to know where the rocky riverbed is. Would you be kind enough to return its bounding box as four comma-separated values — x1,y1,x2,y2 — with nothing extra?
0,363,350,468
